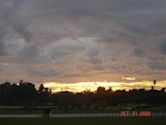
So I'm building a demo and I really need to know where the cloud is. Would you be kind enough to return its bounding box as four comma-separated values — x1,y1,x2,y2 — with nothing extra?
0,0,166,83
159,42,166,55
17,43,41,61
132,49,146,57
0,41,7,56
0,32,10,57
122,76,136,81
149,61,166,70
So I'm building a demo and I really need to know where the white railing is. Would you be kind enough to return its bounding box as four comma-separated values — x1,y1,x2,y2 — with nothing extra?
0,114,42,118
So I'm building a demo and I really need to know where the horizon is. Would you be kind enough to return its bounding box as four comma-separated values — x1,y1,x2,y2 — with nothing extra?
43,81,166,93
0,0,166,91
1,80,166,93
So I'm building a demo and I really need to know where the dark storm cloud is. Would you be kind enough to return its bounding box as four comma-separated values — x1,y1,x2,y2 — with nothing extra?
0,0,166,82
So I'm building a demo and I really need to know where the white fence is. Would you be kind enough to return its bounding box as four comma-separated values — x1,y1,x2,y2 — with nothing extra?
50,113,120,118
0,113,119,118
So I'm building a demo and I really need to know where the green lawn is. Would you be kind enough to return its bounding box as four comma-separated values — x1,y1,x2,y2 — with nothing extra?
0,117,166,125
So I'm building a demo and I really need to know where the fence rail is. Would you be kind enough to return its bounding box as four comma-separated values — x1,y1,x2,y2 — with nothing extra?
0,114,42,118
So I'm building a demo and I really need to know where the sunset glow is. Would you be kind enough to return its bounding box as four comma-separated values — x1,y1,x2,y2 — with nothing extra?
122,76,136,81
44,81,166,93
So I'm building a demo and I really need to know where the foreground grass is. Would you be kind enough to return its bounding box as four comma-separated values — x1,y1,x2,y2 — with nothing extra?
0,117,166,125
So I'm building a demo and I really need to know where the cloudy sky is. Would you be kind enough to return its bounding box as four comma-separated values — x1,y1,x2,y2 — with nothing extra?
0,0,166,86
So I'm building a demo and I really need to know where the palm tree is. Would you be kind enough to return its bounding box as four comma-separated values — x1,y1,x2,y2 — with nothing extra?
152,80,157,90
153,80,157,86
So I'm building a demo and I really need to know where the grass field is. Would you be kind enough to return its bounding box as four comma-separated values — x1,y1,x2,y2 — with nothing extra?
1,105,166,114
0,106,166,125
51,105,166,114
0,117,166,125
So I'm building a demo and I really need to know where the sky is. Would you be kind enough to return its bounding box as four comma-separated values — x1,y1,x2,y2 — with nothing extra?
0,0,166,91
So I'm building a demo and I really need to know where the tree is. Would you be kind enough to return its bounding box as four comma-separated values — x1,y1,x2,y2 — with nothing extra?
96,87,106,95
107,87,113,94
153,80,157,86
39,84,44,93
153,80,157,90
161,88,166,92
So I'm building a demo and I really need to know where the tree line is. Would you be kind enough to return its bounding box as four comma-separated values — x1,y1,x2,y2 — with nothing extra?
0,80,165,110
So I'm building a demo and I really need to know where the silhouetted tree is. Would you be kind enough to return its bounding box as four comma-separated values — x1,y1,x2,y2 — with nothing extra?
161,88,166,92
39,84,45,93
96,87,106,95
0,80,165,108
